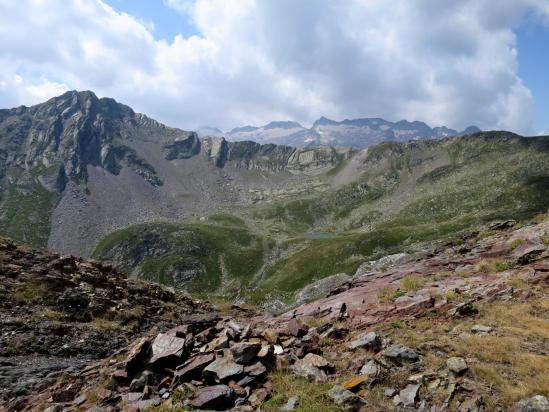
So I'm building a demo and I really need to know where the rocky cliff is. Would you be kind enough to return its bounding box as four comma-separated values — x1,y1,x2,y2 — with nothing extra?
0,91,339,255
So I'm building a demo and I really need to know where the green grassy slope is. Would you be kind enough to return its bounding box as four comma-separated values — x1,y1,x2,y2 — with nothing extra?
92,217,272,298
0,165,62,247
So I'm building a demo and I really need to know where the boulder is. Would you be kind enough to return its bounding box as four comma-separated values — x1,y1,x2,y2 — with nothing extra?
188,385,234,410
471,325,493,335
294,273,351,305
298,353,332,369
149,333,186,367
262,328,279,344
384,388,397,397
203,357,244,382
359,359,379,377
383,344,419,364
399,384,420,407
288,318,309,337
347,331,382,351
448,302,478,317
291,362,327,382
125,338,151,376
244,361,267,377
249,387,270,407
447,357,468,375
327,385,367,412
175,353,214,381
129,371,151,392
515,395,549,412
281,396,300,411
231,342,261,364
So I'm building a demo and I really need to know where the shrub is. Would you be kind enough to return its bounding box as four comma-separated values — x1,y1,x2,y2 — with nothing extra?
378,286,405,302
477,259,515,274
400,275,426,292
510,239,526,249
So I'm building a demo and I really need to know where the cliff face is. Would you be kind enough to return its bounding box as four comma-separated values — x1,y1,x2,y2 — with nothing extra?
0,90,175,185
0,91,340,254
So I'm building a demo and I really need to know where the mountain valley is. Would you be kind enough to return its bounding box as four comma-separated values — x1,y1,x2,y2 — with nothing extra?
0,91,548,411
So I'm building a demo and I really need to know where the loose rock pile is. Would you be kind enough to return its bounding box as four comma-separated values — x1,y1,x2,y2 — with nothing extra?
37,316,348,411
0,237,209,403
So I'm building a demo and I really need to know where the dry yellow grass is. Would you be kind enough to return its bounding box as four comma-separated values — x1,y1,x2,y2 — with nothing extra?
400,275,426,292
382,298,549,410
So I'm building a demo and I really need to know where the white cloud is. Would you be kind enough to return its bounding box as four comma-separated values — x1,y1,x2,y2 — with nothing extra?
0,0,548,134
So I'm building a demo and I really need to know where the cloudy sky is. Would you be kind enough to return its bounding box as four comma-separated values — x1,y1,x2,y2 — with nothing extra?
1,0,548,134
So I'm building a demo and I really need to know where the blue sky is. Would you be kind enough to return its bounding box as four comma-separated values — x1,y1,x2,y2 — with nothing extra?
2,0,549,134
105,0,549,133
516,19,549,132
105,0,197,40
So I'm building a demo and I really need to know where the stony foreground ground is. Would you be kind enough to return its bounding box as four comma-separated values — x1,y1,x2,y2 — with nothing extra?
1,217,549,411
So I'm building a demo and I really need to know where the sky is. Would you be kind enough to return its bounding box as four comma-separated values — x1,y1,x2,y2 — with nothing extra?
1,0,549,134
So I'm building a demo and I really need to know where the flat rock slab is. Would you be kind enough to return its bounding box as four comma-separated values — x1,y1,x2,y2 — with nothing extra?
343,375,369,391
149,333,186,366
175,353,214,380
230,342,261,364
383,344,419,364
203,357,244,381
188,384,234,410
347,331,382,351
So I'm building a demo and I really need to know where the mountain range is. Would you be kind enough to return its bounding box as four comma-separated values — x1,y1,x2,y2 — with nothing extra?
1,90,548,309
198,118,480,148
1,90,549,411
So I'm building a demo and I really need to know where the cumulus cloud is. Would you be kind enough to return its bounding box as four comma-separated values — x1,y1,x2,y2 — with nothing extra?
0,0,548,134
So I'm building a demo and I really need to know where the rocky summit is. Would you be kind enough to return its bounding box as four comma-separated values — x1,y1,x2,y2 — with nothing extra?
1,216,548,411
222,117,480,148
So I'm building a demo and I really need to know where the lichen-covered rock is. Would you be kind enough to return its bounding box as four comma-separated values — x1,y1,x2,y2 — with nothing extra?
327,385,367,411
383,344,419,364
515,395,549,412
347,331,382,351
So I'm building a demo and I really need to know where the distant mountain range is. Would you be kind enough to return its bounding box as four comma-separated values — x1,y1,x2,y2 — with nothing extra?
197,118,480,148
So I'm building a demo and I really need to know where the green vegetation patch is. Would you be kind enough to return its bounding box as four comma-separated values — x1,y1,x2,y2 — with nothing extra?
0,167,61,247
93,220,267,298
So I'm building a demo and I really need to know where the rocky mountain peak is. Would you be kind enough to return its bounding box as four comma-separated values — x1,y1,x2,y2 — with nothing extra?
264,120,303,130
